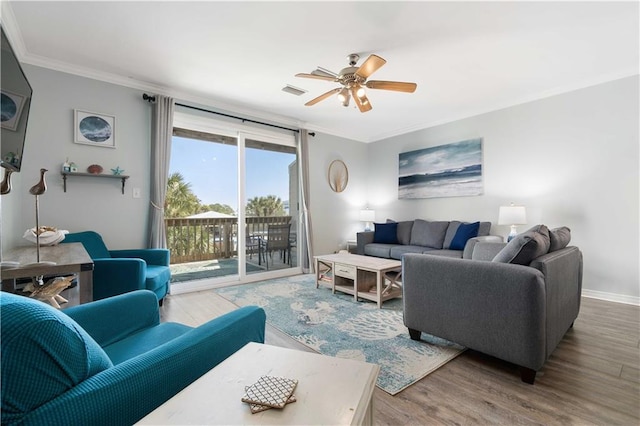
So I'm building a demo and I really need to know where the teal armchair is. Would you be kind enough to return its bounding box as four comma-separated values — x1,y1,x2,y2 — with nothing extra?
61,231,170,303
1,290,266,425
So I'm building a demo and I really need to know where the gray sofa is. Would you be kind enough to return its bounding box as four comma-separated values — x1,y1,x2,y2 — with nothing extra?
356,219,502,259
402,225,583,384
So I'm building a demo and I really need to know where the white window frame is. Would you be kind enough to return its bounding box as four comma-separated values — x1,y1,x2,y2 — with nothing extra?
170,112,301,295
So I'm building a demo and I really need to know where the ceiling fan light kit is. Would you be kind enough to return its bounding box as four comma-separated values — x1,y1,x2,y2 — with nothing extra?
296,53,417,112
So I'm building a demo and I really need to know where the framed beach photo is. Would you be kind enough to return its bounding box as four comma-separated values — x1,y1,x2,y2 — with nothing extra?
399,138,483,199
1,89,27,131
74,109,115,148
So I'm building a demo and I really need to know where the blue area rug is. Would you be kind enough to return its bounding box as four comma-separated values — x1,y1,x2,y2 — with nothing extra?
215,274,465,395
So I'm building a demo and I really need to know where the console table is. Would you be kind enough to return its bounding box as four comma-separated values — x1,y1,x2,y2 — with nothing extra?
1,243,94,304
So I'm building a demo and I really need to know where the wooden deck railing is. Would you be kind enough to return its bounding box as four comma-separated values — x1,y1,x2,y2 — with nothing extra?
165,216,292,264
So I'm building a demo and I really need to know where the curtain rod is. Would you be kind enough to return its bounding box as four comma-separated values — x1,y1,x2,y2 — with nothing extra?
142,93,314,136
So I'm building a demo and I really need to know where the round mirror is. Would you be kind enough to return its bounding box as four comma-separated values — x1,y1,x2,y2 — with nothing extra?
328,160,348,193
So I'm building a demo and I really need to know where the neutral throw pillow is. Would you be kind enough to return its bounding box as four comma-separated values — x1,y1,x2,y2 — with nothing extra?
449,221,480,250
492,224,550,265
410,219,449,249
373,222,398,244
549,226,571,252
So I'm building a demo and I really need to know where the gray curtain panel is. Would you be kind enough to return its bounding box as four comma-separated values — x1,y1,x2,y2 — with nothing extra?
297,129,314,273
148,95,175,249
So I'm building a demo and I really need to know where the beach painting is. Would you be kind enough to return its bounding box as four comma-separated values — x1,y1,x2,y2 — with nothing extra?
399,138,483,199
74,110,115,148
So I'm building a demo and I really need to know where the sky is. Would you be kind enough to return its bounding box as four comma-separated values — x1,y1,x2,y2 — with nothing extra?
169,136,296,212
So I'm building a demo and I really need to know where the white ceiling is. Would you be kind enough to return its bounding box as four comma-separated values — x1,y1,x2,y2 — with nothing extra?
3,1,639,142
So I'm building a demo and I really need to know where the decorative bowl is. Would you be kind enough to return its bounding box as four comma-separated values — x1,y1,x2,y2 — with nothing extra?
87,164,103,174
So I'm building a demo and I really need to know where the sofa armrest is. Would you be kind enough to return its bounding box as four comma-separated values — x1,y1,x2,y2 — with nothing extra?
402,253,546,370
110,249,170,266
530,246,583,357
463,235,504,259
64,290,160,347
356,231,375,255
469,241,507,261
24,306,266,426
92,258,146,300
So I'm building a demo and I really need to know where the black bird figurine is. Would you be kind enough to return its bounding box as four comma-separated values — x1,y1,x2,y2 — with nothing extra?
0,168,13,195
29,168,48,263
30,168,48,195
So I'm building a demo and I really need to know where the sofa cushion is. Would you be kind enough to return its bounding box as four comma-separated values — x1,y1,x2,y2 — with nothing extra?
364,243,394,258
478,221,491,236
443,221,461,249
386,219,414,245
449,222,480,250
549,226,571,252
389,245,425,260
1,293,113,422
423,249,464,258
410,219,449,249
492,224,551,265
373,222,398,244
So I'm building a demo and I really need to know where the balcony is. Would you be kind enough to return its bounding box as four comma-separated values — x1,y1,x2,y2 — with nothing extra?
166,215,296,282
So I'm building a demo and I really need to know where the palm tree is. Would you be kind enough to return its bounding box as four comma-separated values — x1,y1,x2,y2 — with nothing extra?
246,195,285,217
165,172,200,218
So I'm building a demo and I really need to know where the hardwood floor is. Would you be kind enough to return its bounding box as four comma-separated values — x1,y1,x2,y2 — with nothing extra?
160,286,640,425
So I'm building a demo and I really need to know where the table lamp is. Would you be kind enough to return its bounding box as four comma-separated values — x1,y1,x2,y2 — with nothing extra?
359,209,375,232
498,203,527,242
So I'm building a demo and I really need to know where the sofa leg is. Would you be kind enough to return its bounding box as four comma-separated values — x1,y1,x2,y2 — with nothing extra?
408,328,421,341
521,367,536,384
158,298,164,307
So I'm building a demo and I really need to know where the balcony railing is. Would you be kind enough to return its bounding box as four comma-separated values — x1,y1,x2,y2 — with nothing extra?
165,216,292,264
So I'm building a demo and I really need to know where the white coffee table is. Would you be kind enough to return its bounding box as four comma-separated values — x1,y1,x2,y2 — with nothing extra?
137,342,380,425
315,253,402,308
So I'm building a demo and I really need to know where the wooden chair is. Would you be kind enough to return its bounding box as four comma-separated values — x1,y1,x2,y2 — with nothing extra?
263,223,291,269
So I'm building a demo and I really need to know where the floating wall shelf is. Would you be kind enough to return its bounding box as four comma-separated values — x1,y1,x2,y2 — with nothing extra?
61,172,130,194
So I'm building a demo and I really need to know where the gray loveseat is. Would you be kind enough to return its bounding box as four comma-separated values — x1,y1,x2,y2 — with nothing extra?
356,219,502,259
402,225,582,384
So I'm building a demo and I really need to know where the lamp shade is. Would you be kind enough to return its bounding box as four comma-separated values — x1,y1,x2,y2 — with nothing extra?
359,209,375,223
498,205,527,225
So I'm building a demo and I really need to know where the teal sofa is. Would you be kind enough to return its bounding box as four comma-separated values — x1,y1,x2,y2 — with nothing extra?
1,290,266,425
61,231,171,303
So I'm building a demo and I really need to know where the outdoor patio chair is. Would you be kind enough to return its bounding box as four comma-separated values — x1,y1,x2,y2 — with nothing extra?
263,223,291,269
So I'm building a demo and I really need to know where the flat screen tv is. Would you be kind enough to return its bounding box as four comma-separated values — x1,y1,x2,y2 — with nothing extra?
1,25,33,172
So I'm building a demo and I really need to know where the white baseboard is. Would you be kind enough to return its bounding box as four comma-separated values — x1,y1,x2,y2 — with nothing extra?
582,289,640,306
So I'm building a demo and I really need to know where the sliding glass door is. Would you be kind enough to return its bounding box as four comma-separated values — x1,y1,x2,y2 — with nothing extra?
167,112,300,291
167,130,239,284
245,138,298,274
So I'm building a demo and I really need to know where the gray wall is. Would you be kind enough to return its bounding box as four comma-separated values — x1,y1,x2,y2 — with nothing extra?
367,76,639,301
1,65,151,251
2,65,637,302
307,132,370,255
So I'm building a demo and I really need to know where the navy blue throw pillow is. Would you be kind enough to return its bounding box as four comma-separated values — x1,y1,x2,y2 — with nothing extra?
373,222,398,244
449,221,480,250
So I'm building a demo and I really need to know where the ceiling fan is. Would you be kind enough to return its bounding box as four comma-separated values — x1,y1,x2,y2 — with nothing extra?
295,53,417,113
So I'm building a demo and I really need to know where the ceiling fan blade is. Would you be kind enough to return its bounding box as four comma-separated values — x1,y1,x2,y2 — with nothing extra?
305,88,341,106
355,54,386,79
295,73,337,82
351,88,373,113
366,80,417,93
316,67,339,77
